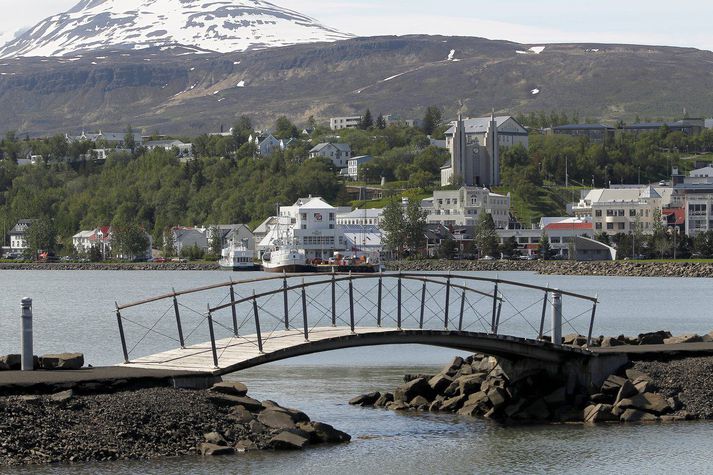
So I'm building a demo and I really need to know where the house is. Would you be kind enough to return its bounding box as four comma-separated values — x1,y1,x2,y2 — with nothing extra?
552,124,616,143
330,116,361,130
9,219,33,252
90,148,132,161
689,166,713,178
72,226,152,259
250,134,281,156
340,224,383,255
441,114,528,187
72,230,96,254
383,114,419,128
497,218,594,258
66,130,143,147
424,186,511,229
171,227,209,255
347,155,374,180
622,119,704,136
423,224,455,257
207,224,255,253
309,143,353,168
144,140,193,156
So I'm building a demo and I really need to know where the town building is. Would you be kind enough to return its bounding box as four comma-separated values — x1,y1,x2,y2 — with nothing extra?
66,131,143,148
497,219,598,259
552,124,616,143
347,155,374,180
8,219,33,253
207,224,255,254
441,114,528,187
309,143,353,169
171,227,209,255
336,208,383,226
330,116,361,130
622,118,705,136
144,139,193,157
424,186,511,229
383,114,419,128
340,225,383,255
250,134,281,156
72,226,152,259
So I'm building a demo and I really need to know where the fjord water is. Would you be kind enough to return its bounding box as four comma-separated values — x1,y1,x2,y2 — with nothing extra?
1,270,712,474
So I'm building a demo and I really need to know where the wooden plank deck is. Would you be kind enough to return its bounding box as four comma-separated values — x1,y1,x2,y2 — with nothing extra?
121,326,394,373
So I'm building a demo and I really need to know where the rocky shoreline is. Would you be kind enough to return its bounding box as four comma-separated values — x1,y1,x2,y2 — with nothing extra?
350,351,711,425
386,259,713,278
0,262,221,271
0,381,349,465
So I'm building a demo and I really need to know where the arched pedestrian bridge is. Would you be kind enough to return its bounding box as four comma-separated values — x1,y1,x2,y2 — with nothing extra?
114,273,600,375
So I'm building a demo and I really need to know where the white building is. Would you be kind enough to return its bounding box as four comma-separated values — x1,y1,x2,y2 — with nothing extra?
497,219,596,258
72,226,152,259
309,143,353,169
330,116,361,130
9,219,33,252
337,208,384,226
144,139,193,156
347,155,374,180
250,134,281,156
441,114,528,187
424,186,511,229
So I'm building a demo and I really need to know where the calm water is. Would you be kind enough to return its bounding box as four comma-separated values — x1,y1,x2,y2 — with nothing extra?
1,270,712,474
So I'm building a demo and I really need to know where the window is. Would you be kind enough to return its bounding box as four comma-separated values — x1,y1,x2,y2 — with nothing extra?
329,213,335,221
629,209,637,217
606,209,614,217
595,210,602,217
618,222,625,230
607,223,614,230
618,210,625,217
550,237,561,243
301,213,307,220
595,223,602,230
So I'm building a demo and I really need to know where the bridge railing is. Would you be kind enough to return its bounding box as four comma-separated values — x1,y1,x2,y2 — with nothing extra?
114,272,599,368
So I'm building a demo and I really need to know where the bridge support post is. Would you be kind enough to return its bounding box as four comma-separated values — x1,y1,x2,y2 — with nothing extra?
551,290,562,345
253,292,263,353
458,287,466,331
207,307,219,369
172,290,185,349
444,275,451,329
397,273,402,329
419,281,426,329
283,273,289,330
331,273,336,327
491,282,498,333
349,272,355,333
230,282,239,336
377,273,383,327
587,296,598,346
302,280,309,341
539,289,548,339
115,302,129,363
495,300,503,334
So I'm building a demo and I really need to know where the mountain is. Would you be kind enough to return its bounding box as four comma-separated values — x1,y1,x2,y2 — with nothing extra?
1,35,713,135
0,0,352,58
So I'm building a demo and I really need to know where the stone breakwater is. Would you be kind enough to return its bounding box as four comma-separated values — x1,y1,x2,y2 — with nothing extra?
386,259,713,278
350,352,706,424
0,381,349,465
0,262,221,271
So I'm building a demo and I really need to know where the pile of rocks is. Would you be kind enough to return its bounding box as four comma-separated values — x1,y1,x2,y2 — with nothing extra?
0,262,220,271
0,353,84,371
350,353,694,424
561,330,713,347
0,380,349,466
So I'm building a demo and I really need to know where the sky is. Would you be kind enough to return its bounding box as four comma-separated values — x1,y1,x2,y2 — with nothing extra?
1,0,712,51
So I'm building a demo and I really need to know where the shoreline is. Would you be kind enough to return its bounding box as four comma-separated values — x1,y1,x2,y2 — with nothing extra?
2,259,713,277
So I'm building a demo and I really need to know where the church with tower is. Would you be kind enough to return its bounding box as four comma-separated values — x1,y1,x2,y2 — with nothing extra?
440,113,529,188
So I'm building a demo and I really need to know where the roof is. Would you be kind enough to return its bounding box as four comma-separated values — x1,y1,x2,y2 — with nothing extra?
9,219,33,235
544,222,593,231
581,186,671,205
348,155,373,164
553,124,614,131
337,208,383,219
690,166,713,177
73,230,95,239
310,142,350,153
639,185,661,199
144,140,190,147
294,196,334,210
662,208,685,225
444,116,525,136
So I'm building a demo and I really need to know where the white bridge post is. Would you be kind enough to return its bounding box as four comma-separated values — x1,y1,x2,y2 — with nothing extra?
21,297,33,371
551,290,562,345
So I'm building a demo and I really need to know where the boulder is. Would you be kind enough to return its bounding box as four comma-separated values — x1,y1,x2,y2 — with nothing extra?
258,409,298,430
268,430,310,450
667,396,683,412
563,334,587,346
624,369,651,382
427,374,453,393
615,380,638,404
49,389,74,403
458,365,474,376
637,331,671,345
440,394,467,412
374,393,394,407
600,337,624,348
199,443,234,456
466,391,489,406
249,420,267,434
455,374,486,396
203,432,227,446
234,439,258,452
457,403,482,417
210,381,248,397
616,393,670,415
0,354,21,370
583,404,618,423
227,405,254,424
619,408,658,423
634,379,654,394
664,334,703,345
386,400,409,411
349,392,381,407
303,422,350,443
590,393,613,404
207,394,263,412
38,353,84,370
444,356,465,376
487,387,509,409
600,375,627,395
409,396,429,409
395,378,433,403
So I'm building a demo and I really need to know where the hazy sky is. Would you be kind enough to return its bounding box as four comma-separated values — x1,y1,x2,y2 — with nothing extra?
1,0,712,51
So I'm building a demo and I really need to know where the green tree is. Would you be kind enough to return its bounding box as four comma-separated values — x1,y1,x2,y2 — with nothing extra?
381,199,407,257
124,125,136,152
421,106,443,136
404,199,427,254
25,217,57,259
474,212,499,257
438,236,458,259
376,114,386,129
693,231,713,258
232,115,254,147
274,116,298,139
539,231,555,260
208,225,222,257
500,236,519,258
111,224,150,260
360,109,374,130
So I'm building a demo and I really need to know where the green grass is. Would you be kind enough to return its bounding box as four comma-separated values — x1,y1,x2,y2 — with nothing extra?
349,189,432,209
493,186,567,226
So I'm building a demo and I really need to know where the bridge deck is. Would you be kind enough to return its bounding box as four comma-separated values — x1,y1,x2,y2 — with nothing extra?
121,326,594,375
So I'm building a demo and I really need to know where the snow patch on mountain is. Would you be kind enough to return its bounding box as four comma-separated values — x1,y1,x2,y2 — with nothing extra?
0,0,354,58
